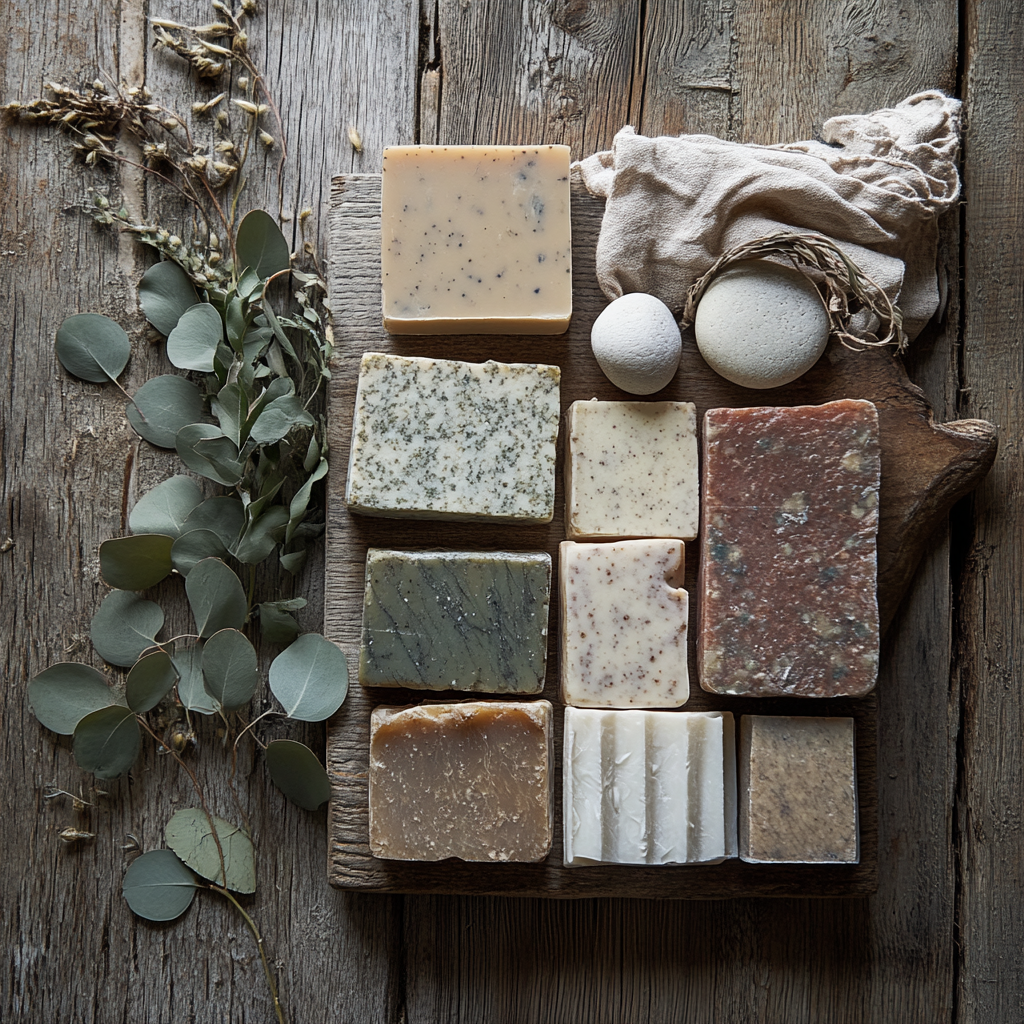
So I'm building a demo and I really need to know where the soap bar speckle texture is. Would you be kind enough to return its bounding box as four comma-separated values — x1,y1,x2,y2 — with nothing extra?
560,539,689,708
369,701,554,862
699,399,880,697
346,352,560,523
739,715,859,864
565,400,699,541
381,145,572,335
563,707,736,866
359,548,551,693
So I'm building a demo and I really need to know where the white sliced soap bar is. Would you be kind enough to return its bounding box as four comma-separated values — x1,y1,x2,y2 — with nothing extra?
563,707,736,867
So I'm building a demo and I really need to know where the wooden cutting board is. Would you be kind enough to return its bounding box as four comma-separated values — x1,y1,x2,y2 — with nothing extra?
323,174,996,897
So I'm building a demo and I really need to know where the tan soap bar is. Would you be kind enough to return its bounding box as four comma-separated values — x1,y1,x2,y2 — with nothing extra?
739,715,859,864
560,539,689,708
368,701,553,863
565,399,699,540
381,145,572,334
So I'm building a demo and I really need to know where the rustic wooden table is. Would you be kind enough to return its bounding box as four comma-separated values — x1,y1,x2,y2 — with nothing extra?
2,2,1020,1021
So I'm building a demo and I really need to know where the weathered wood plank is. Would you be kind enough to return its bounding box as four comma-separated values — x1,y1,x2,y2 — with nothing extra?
957,1,1024,1020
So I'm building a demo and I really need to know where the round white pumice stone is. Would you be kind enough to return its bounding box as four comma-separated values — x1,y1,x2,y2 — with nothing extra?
693,260,830,389
591,293,682,395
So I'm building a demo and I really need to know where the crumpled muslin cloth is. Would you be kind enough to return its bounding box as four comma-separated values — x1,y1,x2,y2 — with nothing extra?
575,91,961,340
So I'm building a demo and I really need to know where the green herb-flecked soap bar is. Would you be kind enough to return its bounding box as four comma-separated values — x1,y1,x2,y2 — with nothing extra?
345,352,561,523
359,548,552,693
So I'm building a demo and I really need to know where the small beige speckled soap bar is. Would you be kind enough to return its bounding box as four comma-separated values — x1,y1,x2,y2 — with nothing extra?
560,539,689,708
369,701,554,863
565,400,699,540
346,352,560,523
739,715,859,864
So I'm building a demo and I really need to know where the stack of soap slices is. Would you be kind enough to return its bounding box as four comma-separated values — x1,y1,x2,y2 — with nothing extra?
345,144,880,869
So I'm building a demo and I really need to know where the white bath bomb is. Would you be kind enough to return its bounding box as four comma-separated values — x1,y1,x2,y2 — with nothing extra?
591,293,682,395
694,260,830,389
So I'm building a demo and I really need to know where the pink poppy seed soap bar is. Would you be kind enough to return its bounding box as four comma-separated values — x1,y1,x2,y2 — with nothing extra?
698,399,881,698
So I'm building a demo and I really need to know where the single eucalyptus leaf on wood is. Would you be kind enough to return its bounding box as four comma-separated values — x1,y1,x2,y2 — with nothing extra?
100,534,174,590
173,645,217,715
126,650,177,713
249,395,313,447
233,505,288,565
127,375,205,449
235,210,290,281
73,705,141,779
278,549,308,575
211,382,247,447
91,591,164,668
171,529,228,575
129,476,204,538
257,603,300,646
202,628,258,710
180,496,245,550
166,303,223,372
138,261,200,335
165,808,256,893
122,848,198,922
269,633,348,722
185,558,247,638
176,424,244,486
55,312,131,383
265,739,331,810
286,457,328,542
264,597,307,612
28,663,117,735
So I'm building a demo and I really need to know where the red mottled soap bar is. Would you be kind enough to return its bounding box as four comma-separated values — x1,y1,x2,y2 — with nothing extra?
698,400,880,697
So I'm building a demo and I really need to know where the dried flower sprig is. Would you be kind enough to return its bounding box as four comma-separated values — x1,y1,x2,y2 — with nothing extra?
680,232,908,352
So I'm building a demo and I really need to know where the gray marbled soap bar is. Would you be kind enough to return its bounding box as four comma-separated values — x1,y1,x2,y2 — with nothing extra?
359,548,552,693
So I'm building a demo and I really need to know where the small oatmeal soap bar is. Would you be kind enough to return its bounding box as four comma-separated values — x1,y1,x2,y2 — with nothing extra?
563,707,737,867
560,539,689,708
359,548,551,693
346,352,560,523
381,145,572,334
739,715,859,864
369,700,554,862
565,400,699,540
699,399,881,697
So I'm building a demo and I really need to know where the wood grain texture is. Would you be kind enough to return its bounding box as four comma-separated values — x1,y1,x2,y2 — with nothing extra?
956,1,1024,1020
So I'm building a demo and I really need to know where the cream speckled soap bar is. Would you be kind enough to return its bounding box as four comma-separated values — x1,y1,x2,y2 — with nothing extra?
345,352,560,523
381,145,572,335
560,539,689,708
565,399,699,540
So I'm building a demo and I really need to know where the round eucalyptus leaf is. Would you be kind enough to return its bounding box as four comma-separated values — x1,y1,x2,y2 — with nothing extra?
173,645,217,715
129,476,204,538
166,303,223,372
122,848,198,922
27,663,117,735
91,591,164,668
55,312,131,383
185,558,247,638
138,261,200,336
233,505,288,565
235,210,290,281
257,603,300,646
126,650,177,713
165,808,256,893
73,705,141,779
176,424,244,486
269,633,348,722
265,739,331,810
180,496,245,550
171,530,228,575
99,534,174,590
201,628,258,710
127,375,205,449
249,395,315,446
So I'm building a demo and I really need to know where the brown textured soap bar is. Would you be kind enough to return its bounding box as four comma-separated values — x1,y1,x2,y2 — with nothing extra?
699,399,880,697
368,701,553,863
739,715,859,864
